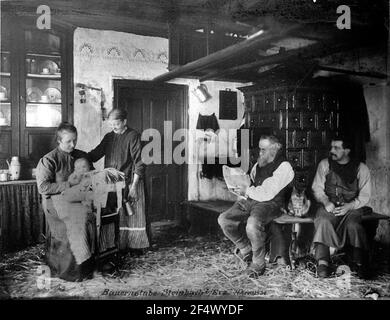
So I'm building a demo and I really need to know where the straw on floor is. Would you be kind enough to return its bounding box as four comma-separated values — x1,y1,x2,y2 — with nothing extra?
1,221,390,299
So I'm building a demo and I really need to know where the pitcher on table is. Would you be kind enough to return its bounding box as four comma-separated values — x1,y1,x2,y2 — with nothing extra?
6,156,21,180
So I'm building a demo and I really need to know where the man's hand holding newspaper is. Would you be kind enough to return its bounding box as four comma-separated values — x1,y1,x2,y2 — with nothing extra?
222,165,250,200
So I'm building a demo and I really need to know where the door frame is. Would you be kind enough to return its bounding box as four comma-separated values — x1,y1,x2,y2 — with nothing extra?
113,79,189,220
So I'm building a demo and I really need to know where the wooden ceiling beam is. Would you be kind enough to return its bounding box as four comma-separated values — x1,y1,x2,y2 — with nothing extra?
153,24,300,82
317,65,388,79
199,40,361,81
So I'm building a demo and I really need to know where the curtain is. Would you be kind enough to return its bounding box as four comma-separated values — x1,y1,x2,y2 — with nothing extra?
0,181,45,254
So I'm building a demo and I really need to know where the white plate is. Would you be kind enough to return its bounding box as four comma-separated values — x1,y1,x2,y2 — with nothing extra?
44,87,61,103
27,87,43,102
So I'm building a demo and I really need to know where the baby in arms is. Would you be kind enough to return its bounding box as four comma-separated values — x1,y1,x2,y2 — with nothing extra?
68,157,91,187
62,158,93,205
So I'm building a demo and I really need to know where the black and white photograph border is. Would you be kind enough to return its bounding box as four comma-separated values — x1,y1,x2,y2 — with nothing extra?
1,0,390,301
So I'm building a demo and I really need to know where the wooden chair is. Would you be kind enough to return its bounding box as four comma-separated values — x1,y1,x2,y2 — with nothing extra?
92,181,126,266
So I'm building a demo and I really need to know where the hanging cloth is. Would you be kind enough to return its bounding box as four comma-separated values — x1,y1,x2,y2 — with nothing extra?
196,113,220,132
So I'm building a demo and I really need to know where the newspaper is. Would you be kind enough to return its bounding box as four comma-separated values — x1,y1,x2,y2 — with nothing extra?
222,165,251,200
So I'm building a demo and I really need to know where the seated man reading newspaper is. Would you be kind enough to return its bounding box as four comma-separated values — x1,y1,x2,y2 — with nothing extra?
220,134,294,278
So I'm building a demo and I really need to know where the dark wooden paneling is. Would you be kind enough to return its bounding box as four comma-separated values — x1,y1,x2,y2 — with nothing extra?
27,132,56,166
0,130,12,168
170,28,242,67
149,175,168,221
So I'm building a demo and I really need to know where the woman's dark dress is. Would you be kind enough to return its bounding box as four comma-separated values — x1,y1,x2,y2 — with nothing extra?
88,127,150,250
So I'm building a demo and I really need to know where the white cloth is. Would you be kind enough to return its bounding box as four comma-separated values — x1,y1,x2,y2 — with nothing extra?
51,195,92,265
245,161,294,202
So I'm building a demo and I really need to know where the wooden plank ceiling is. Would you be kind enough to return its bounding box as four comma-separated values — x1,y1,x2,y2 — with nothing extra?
2,0,388,82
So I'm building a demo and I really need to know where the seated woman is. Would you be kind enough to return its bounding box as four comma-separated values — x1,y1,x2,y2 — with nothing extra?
36,122,95,281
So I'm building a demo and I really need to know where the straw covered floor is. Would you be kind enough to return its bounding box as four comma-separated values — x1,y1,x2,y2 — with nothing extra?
1,221,390,299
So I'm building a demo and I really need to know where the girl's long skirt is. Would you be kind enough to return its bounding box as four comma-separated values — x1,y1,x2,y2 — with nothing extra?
119,179,150,250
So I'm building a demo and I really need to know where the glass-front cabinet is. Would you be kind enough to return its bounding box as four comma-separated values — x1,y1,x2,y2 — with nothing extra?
0,50,11,126
25,30,62,128
0,16,73,177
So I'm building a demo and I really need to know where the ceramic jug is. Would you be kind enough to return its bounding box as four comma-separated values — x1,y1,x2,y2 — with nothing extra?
6,156,21,180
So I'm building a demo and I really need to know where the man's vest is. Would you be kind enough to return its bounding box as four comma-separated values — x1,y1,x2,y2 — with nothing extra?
252,152,291,205
325,158,359,204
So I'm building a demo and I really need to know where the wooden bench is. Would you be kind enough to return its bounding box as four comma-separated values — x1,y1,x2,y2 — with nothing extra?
183,200,389,267
273,211,389,266
183,200,235,235
183,200,390,234
183,200,315,236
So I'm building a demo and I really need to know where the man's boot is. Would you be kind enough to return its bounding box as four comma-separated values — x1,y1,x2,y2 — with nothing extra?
234,247,252,265
245,262,266,278
317,261,331,278
245,246,266,278
315,243,331,278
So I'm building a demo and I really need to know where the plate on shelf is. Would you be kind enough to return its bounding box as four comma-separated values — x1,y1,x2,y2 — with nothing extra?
44,87,61,103
40,59,59,74
27,87,43,102
0,85,8,101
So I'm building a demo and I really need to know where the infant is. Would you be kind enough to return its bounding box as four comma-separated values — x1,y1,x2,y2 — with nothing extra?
68,157,91,187
62,158,93,205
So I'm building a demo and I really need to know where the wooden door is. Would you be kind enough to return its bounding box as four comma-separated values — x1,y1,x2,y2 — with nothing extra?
114,80,188,222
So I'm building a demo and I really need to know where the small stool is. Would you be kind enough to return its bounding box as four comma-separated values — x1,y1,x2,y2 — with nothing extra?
274,214,314,268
